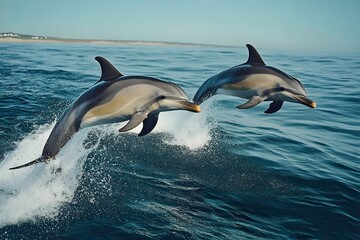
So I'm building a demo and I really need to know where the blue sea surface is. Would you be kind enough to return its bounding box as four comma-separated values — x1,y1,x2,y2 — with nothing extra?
0,42,359,239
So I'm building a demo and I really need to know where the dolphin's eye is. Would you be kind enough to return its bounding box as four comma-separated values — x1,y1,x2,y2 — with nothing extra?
279,86,285,91
159,95,166,100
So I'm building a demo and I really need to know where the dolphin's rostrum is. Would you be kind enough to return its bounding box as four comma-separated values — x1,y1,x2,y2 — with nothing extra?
193,44,316,113
10,57,201,170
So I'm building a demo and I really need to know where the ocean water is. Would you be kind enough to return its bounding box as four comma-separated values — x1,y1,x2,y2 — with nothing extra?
0,42,359,239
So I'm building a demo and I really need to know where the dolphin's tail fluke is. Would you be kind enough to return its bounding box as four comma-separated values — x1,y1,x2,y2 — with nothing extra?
9,156,49,170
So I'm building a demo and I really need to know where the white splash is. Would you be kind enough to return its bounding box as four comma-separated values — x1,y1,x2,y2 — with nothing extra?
154,108,212,150
0,123,100,227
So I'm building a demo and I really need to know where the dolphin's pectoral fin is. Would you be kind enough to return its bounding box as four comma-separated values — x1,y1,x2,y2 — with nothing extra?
264,101,284,114
119,112,147,133
138,112,159,137
237,96,264,109
9,156,49,170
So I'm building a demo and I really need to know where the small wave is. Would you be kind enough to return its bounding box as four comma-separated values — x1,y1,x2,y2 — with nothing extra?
0,105,214,227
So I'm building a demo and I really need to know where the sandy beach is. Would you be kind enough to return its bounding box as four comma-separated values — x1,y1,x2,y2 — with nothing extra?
0,37,215,47
0,37,61,44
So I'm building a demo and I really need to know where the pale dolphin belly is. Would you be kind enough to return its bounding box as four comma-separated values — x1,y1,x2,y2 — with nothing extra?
216,88,257,99
80,84,163,128
216,74,287,100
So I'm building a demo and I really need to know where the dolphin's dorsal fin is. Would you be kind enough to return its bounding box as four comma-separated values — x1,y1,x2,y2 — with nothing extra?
245,44,265,66
95,56,123,83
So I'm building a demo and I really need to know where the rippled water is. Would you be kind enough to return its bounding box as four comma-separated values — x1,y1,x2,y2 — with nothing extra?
0,42,359,239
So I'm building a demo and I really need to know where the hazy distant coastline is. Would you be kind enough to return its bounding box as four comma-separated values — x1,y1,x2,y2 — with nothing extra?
0,32,234,48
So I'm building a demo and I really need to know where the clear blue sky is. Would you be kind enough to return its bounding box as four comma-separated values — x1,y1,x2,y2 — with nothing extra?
0,0,359,53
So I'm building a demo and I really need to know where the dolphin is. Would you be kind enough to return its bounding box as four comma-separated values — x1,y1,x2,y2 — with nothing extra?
193,44,316,113
10,57,201,170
